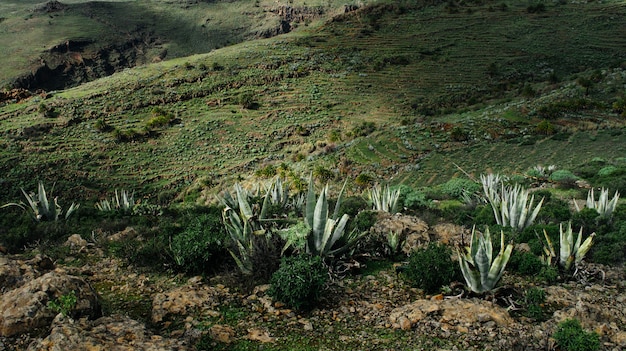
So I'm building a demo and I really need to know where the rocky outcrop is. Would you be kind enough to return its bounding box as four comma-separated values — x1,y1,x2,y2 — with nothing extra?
0,256,36,293
370,212,430,254
26,314,189,351
389,297,513,331
256,6,325,38
151,277,230,323
0,270,100,337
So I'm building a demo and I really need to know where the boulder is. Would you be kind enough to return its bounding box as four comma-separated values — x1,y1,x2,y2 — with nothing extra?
26,314,188,351
0,254,53,293
389,298,513,331
152,279,229,323
431,223,468,246
0,270,100,337
368,212,430,255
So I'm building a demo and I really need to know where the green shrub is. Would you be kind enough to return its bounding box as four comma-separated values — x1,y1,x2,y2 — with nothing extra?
435,177,480,200
537,98,602,119
613,97,626,117
171,208,228,274
404,243,460,294
527,3,546,13
351,121,376,137
237,91,258,109
508,251,545,276
589,221,626,265
473,205,497,226
538,266,558,283
94,119,112,132
395,185,431,211
549,170,579,187
313,166,335,183
339,196,369,218
533,192,571,224
535,120,555,135
553,319,600,351
47,291,77,317
268,255,328,310
598,165,618,177
571,208,601,235
449,126,469,141
524,287,546,321
355,173,374,187
255,164,277,178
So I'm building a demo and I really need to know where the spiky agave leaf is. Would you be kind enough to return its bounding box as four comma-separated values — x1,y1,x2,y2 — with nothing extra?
458,227,513,293
538,229,557,266
559,222,594,271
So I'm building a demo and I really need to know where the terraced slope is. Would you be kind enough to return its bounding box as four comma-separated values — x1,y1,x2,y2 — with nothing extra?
0,0,625,203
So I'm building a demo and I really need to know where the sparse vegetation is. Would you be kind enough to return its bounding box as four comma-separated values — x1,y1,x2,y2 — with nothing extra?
1,0,626,349
404,243,460,294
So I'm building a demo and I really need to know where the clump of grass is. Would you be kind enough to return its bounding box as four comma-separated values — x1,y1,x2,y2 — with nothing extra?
553,319,600,351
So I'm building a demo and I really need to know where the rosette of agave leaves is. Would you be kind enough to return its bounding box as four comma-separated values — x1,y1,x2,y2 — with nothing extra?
457,226,513,293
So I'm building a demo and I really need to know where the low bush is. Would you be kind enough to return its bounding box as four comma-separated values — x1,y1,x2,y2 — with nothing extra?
397,185,431,211
553,319,600,351
351,121,376,137
532,192,571,224
339,196,369,218
548,170,579,188
435,178,480,200
404,243,460,294
524,287,546,321
508,251,545,276
170,207,229,274
268,255,328,310
589,221,626,265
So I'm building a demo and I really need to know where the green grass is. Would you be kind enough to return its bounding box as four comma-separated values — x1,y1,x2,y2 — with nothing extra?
0,0,625,202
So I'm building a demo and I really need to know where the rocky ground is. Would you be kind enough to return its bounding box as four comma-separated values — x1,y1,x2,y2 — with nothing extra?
1,226,626,351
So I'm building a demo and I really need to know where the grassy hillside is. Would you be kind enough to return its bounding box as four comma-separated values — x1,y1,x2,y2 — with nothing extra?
0,0,330,89
0,0,625,204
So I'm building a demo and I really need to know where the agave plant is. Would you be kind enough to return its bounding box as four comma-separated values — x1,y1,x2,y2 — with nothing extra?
305,178,362,257
386,231,404,257
457,226,513,293
266,177,290,209
1,181,79,221
575,188,620,219
481,174,543,231
369,184,401,213
480,173,503,204
539,222,594,271
220,183,270,275
95,189,136,212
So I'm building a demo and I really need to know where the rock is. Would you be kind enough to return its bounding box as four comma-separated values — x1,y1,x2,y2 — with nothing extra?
389,298,513,330
299,318,313,331
613,331,626,347
210,324,235,343
398,316,412,330
373,213,430,255
64,234,89,253
0,270,100,337
431,223,468,246
107,227,138,242
152,284,227,323
26,314,188,350
0,256,36,292
246,328,275,343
